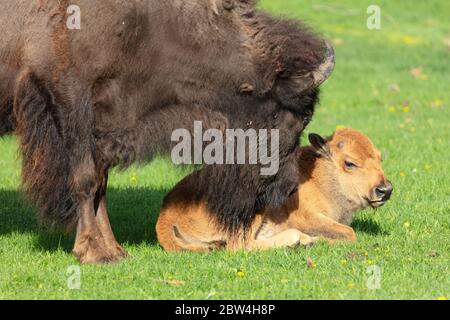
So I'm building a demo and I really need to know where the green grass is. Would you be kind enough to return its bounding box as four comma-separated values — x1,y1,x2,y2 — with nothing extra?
0,0,449,299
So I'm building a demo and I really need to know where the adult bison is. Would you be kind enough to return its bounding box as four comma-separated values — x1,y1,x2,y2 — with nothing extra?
0,0,335,263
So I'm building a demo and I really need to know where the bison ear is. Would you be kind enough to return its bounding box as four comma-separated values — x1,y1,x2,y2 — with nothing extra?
309,133,330,158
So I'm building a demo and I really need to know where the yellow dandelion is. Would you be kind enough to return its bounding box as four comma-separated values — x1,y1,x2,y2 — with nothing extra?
437,296,447,300
402,36,422,45
347,282,355,289
236,271,245,278
431,99,444,108
130,174,138,184
333,37,344,46
340,259,348,265
367,260,374,265
424,164,432,170
402,106,410,113
399,172,406,177
388,106,396,113
404,222,410,228
336,125,345,130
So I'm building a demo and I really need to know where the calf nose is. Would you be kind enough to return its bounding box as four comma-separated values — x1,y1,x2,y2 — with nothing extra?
375,181,393,201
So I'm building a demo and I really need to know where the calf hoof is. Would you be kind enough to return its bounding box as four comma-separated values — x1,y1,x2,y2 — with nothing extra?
73,235,127,264
284,229,303,247
299,234,320,247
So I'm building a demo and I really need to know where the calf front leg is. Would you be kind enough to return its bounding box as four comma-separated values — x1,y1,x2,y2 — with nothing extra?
247,229,318,251
299,214,357,243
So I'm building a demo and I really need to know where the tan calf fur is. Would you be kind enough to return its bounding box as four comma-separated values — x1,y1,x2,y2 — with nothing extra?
156,128,393,252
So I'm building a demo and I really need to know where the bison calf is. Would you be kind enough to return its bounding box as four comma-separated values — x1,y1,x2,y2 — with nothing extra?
157,128,393,251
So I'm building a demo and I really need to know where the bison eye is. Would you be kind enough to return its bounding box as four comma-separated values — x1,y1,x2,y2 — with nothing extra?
344,160,358,169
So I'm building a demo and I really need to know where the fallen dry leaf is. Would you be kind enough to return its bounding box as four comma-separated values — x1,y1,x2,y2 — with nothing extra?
410,67,427,80
306,256,315,269
428,251,439,258
410,68,422,77
165,279,185,286
153,278,186,286
388,83,400,92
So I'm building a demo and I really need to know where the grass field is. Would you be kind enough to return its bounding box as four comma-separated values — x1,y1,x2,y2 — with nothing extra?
0,0,449,300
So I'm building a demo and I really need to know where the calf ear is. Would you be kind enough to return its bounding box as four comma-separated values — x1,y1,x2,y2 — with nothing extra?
309,133,330,157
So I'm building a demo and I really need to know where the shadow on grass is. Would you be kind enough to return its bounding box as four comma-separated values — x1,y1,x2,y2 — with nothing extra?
0,187,168,253
352,217,389,236
0,188,388,254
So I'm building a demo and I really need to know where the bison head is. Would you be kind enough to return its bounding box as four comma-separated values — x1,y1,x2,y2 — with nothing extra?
197,10,337,233
242,12,335,119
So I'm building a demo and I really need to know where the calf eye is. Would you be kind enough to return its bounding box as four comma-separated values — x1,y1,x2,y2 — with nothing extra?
344,161,358,169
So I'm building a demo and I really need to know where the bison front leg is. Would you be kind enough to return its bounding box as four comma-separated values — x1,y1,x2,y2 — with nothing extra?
13,69,125,264
94,173,128,259
72,159,125,264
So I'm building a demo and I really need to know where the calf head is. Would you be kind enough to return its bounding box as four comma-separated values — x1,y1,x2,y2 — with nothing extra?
309,128,393,210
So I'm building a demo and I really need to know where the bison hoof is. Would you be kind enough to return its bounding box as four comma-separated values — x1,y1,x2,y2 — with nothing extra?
108,243,129,260
73,235,128,264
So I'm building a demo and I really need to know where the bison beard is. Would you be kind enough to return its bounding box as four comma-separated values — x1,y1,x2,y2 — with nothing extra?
0,103,14,136
0,0,334,263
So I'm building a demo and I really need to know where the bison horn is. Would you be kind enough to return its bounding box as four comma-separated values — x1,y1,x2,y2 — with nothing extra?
285,41,335,96
311,41,336,88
